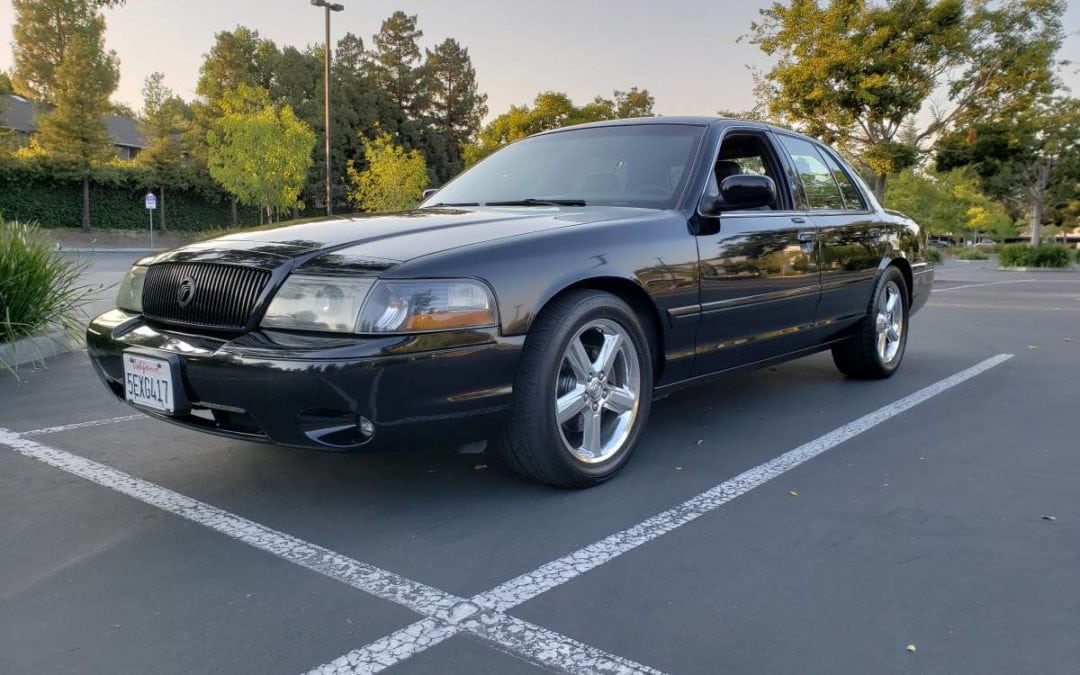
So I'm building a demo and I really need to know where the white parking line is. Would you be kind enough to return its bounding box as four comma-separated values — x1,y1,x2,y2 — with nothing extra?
933,279,1035,292
315,353,1014,673
23,414,142,436
0,428,664,675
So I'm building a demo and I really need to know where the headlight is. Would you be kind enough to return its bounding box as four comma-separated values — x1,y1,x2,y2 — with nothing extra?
261,276,376,332
357,280,497,333
116,266,147,312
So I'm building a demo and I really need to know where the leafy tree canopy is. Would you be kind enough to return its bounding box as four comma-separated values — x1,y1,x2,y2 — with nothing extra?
465,88,656,166
207,85,316,216
346,130,428,212
748,0,1066,200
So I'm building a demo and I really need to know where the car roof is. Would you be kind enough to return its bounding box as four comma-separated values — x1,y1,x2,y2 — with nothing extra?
533,115,813,142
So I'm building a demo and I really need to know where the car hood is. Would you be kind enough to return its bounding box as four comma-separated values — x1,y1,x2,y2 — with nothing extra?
152,207,652,272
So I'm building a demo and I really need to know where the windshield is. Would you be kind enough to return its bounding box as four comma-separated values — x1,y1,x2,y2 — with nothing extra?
423,124,706,210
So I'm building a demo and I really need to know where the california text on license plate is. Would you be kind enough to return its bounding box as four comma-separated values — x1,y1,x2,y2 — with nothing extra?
123,353,175,413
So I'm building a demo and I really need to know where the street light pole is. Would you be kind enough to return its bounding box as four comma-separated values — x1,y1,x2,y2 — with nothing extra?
311,0,344,216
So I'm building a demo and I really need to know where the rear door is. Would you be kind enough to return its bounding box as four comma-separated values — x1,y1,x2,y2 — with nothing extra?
774,134,884,330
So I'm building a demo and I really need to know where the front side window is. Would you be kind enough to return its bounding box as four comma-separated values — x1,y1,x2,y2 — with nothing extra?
710,131,786,211
422,124,706,210
778,135,845,211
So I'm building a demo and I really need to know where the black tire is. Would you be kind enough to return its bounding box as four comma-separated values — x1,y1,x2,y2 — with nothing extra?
832,266,910,379
496,289,654,488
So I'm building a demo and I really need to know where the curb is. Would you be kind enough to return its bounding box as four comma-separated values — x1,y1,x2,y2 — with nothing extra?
57,247,165,254
996,266,1078,273
0,330,84,370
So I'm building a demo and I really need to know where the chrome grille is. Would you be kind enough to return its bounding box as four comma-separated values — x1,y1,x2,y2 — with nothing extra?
142,262,272,330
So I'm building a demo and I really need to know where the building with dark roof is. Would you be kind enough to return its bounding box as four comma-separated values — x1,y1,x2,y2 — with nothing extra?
0,93,146,159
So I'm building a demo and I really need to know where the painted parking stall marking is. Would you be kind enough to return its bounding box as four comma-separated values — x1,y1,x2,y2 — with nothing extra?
22,414,142,437
0,355,1013,674
310,353,1015,673
0,427,665,675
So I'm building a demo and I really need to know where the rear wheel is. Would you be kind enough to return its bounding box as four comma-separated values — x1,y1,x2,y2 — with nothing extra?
497,290,653,488
832,266,909,379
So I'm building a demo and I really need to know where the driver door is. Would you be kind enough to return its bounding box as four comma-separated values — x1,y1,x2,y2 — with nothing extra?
691,130,822,376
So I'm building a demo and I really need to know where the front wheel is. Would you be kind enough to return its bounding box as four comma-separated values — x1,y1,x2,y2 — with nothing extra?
496,290,653,488
832,266,909,379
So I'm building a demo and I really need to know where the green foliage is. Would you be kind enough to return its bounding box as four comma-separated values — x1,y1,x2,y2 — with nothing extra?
425,38,488,145
935,96,1080,244
748,0,1066,199
465,88,656,166
0,151,258,230
0,71,12,95
0,218,90,359
885,168,1013,241
999,243,1072,268
925,247,943,264
346,131,428,212
11,0,114,104
366,11,427,116
35,31,119,174
208,85,316,216
956,247,988,260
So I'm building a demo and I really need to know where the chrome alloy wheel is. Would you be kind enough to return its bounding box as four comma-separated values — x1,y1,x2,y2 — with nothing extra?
553,318,641,464
875,280,904,364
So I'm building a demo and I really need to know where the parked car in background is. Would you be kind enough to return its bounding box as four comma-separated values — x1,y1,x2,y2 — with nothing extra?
88,118,933,488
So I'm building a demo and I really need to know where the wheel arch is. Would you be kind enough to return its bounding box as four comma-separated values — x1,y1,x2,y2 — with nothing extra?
880,255,913,304
534,276,667,381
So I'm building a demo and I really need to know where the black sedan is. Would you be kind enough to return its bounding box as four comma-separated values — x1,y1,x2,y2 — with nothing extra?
88,117,933,488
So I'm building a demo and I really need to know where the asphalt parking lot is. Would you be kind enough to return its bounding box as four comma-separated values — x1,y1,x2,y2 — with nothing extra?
2,258,1078,675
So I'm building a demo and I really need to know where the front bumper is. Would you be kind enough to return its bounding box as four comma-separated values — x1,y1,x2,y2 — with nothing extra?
87,310,522,451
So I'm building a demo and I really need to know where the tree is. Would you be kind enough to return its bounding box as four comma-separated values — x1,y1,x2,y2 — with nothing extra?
346,131,428,213
465,88,655,166
937,96,1080,245
35,32,119,230
748,0,1066,201
10,0,122,104
207,85,316,222
885,168,1013,243
366,12,427,117
193,27,279,224
0,72,12,95
424,38,488,144
613,87,655,119
138,72,195,231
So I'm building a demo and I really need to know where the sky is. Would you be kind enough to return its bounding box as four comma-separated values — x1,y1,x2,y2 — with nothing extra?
1,0,1079,121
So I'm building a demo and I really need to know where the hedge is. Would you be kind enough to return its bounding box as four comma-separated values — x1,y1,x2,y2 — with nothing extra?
0,152,261,231
999,243,1073,268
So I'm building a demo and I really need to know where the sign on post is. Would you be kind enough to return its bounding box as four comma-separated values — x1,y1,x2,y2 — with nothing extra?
145,192,157,247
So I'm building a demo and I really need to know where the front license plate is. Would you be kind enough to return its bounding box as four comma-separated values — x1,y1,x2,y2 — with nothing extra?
123,353,176,413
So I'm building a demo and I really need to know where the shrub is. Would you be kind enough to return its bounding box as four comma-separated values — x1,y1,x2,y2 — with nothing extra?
925,247,943,264
999,243,1031,267
1000,243,1072,268
0,218,90,357
956,247,989,261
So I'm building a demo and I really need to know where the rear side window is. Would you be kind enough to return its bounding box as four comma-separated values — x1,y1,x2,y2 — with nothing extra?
777,135,845,210
816,146,867,210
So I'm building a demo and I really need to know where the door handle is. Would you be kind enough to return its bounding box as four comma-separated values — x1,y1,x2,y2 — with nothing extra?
791,216,807,224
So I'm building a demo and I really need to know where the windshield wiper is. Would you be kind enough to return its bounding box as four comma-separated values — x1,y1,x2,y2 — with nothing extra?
428,202,479,207
485,198,587,207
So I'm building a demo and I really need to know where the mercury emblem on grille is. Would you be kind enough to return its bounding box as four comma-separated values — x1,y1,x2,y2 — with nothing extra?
176,276,197,308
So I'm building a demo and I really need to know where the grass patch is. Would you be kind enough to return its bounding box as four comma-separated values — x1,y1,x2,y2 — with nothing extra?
0,218,92,372
999,243,1072,268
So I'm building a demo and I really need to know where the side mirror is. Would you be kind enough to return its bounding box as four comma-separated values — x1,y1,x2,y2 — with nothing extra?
719,174,776,210
422,188,439,201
